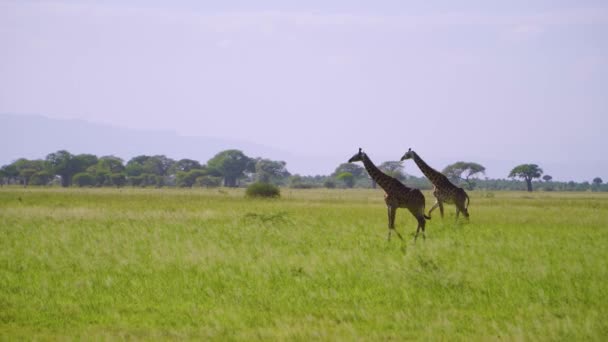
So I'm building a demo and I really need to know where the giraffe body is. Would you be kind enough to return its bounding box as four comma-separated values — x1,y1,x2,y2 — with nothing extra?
401,149,469,219
401,149,470,219
349,148,429,241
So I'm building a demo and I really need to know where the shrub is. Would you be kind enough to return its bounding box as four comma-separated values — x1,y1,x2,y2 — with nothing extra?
324,180,336,189
246,182,280,198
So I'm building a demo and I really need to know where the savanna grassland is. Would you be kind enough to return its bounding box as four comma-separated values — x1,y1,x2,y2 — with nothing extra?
1,187,607,340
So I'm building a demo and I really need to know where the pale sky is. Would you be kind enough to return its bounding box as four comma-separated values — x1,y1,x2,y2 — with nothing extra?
1,1,607,180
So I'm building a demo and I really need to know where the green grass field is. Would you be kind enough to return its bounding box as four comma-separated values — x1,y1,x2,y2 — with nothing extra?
1,187,607,340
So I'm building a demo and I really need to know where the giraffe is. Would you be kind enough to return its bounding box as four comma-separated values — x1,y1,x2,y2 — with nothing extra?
400,148,470,219
348,148,430,241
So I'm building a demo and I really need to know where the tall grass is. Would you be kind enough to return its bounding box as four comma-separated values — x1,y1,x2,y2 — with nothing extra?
1,188,607,340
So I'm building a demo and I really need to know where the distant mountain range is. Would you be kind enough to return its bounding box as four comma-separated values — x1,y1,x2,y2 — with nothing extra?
0,113,336,176
1,113,605,181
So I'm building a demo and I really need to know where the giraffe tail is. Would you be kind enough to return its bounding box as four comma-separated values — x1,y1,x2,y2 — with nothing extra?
424,214,431,220
465,192,470,209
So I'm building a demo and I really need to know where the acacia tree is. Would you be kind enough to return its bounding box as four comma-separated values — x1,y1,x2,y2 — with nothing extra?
171,159,203,173
542,175,553,182
332,163,365,187
379,161,405,180
509,164,543,192
11,159,46,187
336,172,355,188
254,159,290,184
333,163,365,178
143,155,175,176
206,150,254,187
442,161,486,190
98,156,125,173
592,177,603,191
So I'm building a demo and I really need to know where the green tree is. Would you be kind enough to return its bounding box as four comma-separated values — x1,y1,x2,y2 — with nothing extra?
542,175,553,182
19,168,37,187
74,154,99,171
11,159,45,186
125,162,145,177
207,150,254,187
29,170,53,186
171,159,203,173
72,172,95,187
508,164,543,192
0,164,19,185
45,151,96,187
176,169,207,187
379,161,406,181
98,156,125,173
336,172,355,188
110,173,127,188
143,155,175,176
255,159,290,184
332,163,365,178
197,175,223,188
443,162,486,190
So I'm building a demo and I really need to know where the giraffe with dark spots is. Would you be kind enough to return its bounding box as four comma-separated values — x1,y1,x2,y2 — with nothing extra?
401,148,470,219
349,148,430,241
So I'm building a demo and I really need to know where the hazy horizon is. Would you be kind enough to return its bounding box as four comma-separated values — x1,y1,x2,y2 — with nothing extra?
1,1,607,181
2,113,606,182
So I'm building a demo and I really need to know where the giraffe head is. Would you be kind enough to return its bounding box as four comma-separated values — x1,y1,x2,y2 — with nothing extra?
348,148,365,163
400,148,414,161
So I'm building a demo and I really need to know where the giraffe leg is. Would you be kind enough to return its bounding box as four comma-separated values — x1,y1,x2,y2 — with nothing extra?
414,215,426,241
439,202,444,218
388,206,402,241
390,209,403,241
428,201,440,218
457,201,469,221
387,206,393,241
460,199,470,220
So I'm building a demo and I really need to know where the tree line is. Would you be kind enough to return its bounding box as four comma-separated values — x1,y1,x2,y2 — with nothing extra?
0,149,605,192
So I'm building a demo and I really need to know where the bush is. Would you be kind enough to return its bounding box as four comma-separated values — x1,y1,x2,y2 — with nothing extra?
246,182,280,198
324,180,336,189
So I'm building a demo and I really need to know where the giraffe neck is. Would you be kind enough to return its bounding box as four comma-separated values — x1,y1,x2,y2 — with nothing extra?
411,152,444,186
362,154,401,192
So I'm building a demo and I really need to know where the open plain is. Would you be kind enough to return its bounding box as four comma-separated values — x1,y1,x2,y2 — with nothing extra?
1,188,607,340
